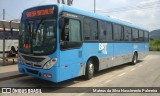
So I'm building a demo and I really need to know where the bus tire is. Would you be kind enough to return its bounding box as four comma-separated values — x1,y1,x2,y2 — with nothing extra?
132,53,138,65
84,59,94,80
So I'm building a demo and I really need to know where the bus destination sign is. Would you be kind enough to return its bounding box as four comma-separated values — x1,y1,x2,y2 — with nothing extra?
26,8,54,18
22,5,57,19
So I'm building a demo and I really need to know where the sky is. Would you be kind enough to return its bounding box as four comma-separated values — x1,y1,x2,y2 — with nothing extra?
0,0,160,31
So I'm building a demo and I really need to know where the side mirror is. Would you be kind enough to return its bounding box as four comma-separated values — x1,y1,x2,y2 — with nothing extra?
59,18,64,29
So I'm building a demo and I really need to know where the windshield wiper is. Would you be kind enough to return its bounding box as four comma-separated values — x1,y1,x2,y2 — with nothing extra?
35,19,44,33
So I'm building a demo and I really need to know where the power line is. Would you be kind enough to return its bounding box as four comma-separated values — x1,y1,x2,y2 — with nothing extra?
5,12,17,20
97,1,160,14
107,5,160,14
38,0,45,6
106,1,160,12
108,5,160,13
97,6,160,15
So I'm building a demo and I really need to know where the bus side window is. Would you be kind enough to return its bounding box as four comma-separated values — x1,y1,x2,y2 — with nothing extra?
61,18,69,41
132,28,139,41
84,17,98,41
124,26,132,41
139,30,144,41
61,18,81,50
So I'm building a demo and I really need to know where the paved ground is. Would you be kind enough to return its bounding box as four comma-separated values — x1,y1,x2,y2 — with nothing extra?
0,57,22,81
0,51,160,96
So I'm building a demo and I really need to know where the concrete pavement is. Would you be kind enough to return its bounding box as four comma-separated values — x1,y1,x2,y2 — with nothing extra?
0,60,26,81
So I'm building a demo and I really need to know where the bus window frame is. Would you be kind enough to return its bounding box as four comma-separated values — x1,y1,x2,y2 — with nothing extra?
113,23,124,41
132,28,139,42
98,20,113,42
59,13,83,50
138,30,144,42
83,17,99,42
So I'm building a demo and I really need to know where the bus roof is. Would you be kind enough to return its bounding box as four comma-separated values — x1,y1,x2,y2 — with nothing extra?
58,4,148,31
22,4,148,31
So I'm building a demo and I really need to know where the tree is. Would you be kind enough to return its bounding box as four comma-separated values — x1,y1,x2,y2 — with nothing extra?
153,40,160,51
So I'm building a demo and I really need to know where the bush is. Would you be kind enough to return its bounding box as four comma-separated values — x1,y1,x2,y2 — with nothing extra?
149,39,160,51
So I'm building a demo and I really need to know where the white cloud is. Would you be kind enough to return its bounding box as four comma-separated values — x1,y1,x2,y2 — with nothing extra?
94,0,160,31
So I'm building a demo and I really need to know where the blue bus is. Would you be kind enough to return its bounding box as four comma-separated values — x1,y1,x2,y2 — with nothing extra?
18,4,149,83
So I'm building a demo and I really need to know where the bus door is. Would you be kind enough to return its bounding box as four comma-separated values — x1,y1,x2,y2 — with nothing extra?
59,17,83,81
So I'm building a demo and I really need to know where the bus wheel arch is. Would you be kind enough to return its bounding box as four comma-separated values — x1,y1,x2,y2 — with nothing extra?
84,56,99,80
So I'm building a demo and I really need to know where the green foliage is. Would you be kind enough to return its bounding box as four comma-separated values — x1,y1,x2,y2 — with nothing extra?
149,39,160,51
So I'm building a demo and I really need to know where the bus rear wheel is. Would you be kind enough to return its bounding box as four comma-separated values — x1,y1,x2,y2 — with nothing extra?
84,59,94,80
132,53,138,65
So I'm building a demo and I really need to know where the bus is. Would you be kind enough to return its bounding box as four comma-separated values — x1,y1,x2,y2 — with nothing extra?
0,30,19,53
18,4,149,83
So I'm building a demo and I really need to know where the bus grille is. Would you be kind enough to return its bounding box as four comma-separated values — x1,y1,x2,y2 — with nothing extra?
22,55,45,62
25,63,42,68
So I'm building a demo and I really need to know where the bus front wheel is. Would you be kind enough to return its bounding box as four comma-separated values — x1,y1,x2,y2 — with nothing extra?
84,59,94,80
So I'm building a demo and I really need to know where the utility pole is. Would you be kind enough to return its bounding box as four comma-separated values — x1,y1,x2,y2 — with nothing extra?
2,9,6,66
94,0,96,13
3,9,5,20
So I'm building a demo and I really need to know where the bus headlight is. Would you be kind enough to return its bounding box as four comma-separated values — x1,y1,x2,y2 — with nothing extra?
43,58,57,69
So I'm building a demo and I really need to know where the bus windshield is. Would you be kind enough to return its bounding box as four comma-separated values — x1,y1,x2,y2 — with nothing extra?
19,19,56,55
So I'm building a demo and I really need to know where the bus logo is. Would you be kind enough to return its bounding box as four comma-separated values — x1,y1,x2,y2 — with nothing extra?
99,43,107,54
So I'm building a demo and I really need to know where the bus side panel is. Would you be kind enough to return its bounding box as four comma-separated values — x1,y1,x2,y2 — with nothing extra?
98,43,114,70
82,43,115,71
113,43,133,66
145,43,149,52
58,48,83,82
82,43,99,63
133,43,149,60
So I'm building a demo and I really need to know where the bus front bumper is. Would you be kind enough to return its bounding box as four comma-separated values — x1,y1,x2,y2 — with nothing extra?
18,64,59,83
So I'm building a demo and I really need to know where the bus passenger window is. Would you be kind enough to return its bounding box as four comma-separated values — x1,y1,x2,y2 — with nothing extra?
132,28,139,41
61,19,69,41
60,18,81,50
139,30,144,41
84,18,98,41
124,27,132,41
113,24,123,41
99,21,112,41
